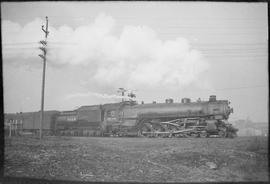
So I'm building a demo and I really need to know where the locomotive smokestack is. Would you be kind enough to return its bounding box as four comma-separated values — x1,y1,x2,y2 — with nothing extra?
181,98,191,103
165,98,173,103
209,95,216,102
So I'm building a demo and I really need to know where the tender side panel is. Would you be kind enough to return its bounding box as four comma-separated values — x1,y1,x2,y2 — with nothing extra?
55,111,78,130
42,111,59,130
77,110,101,122
55,107,103,132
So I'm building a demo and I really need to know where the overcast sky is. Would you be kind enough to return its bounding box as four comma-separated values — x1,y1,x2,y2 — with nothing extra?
1,2,268,122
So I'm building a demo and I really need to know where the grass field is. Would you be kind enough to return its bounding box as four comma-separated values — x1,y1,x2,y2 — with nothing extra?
4,136,269,182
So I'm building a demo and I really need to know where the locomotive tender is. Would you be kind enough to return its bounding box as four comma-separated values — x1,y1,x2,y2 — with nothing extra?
4,95,238,138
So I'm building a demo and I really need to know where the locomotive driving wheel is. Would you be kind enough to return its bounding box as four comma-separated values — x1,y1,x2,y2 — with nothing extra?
152,123,167,137
218,130,226,138
140,123,153,137
226,131,237,138
199,131,208,138
190,132,199,138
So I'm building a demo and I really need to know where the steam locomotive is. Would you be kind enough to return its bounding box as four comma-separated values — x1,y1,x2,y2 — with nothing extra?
4,95,238,138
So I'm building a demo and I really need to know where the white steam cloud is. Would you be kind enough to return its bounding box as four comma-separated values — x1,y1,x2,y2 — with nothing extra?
66,92,131,100
2,13,209,90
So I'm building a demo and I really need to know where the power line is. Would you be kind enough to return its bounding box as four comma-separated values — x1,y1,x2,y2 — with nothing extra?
2,41,267,46
206,56,267,59
3,47,38,49
155,26,266,30
195,42,267,45
183,85,268,94
4,15,266,21
199,48,268,51
202,51,268,55
3,48,267,57
2,42,77,46
215,85,268,91
158,32,267,35
2,42,38,46
3,46,267,56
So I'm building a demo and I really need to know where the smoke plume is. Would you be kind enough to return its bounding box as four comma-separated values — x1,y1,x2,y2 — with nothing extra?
2,13,209,90
66,92,130,100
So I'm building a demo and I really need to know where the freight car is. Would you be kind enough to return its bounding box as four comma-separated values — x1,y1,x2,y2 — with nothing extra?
4,111,59,136
4,95,238,138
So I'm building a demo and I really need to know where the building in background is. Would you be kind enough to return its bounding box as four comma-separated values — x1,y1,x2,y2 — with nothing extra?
232,119,268,136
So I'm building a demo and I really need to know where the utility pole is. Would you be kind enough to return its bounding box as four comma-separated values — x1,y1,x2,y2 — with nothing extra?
9,121,12,137
38,16,49,139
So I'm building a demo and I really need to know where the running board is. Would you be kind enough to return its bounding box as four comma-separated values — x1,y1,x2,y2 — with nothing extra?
141,128,195,135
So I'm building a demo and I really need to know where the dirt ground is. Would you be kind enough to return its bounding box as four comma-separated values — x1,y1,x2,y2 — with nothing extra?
3,136,269,182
